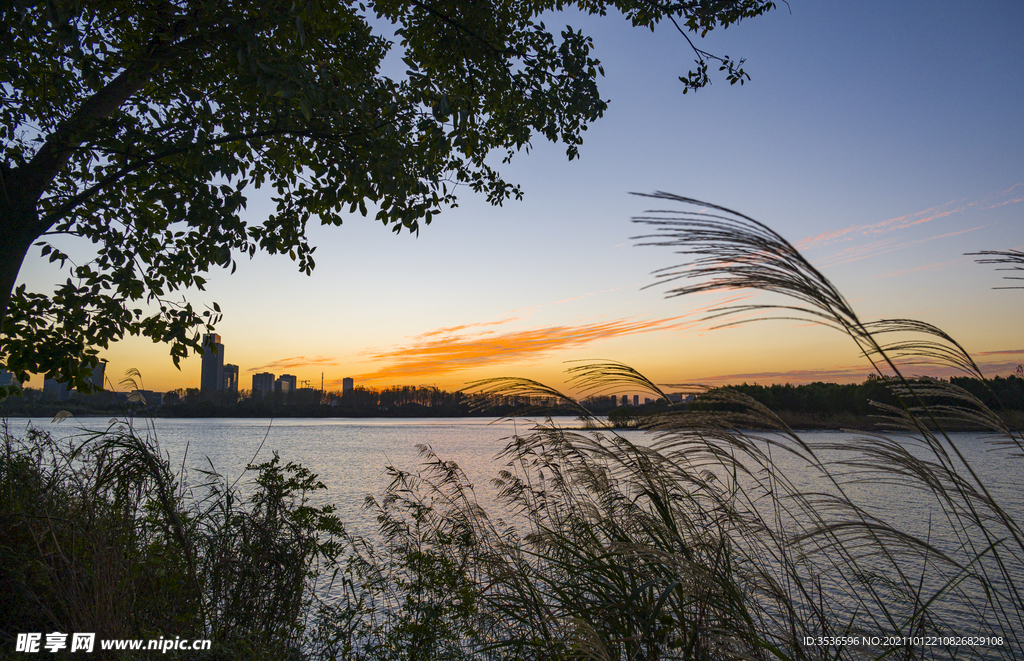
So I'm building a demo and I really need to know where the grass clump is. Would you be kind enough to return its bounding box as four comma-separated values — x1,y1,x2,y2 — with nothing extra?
0,417,345,660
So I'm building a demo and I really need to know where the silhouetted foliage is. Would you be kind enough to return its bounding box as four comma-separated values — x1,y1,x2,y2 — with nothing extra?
0,0,777,395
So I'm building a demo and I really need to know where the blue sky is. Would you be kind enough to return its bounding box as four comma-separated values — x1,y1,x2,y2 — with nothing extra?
18,1,1024,393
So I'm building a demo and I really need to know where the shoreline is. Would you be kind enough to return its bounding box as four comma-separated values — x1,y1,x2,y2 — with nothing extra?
4,411,1021,433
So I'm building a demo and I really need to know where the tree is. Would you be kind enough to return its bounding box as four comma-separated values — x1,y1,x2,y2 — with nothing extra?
0,0,776,394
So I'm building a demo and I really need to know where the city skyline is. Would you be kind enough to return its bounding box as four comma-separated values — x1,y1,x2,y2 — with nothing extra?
13,2,1024,395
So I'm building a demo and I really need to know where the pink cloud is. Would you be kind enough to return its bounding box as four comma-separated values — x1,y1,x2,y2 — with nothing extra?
796,185,1023,261
818,226,985,268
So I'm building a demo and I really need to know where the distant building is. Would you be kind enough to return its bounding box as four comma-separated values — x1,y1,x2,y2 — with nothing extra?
276,374,297,394
621,395,629,406
38,359,107,400
224,364,239,393
89,360,106,390
342,377,354,393
200,334,225,395
43,378,73,401
633,394,639,406
0,369,21,389
74,360,110,405
130,390,162,407
252,372,275,397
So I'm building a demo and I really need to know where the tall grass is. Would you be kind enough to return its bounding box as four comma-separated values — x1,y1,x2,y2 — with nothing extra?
328,196,1021,659
0,413,346,659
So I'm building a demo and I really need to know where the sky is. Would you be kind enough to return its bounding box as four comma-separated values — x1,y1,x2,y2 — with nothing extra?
17,0,1024,396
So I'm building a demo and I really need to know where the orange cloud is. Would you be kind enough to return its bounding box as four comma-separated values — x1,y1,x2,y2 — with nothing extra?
354,315,701,383
248,355,339,372
415,317,521,339
413,288,635,343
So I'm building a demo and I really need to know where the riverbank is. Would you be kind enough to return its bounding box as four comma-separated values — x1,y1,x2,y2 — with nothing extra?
606,409,1024,432
5,408,1023,432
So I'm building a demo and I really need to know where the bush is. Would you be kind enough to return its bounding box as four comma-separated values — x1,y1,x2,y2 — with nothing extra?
0,419,345,660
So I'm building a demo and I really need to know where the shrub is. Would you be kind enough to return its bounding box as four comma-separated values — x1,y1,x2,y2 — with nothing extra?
0,418,345,660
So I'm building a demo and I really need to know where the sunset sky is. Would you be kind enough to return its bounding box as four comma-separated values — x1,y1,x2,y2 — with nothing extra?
17,1,1024,395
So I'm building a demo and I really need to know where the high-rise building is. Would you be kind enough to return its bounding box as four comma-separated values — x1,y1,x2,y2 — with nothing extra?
200,334,224,395
90,360,106,390
633,395,639,406
276,374,297,394
40,359,106,401
252,372,275,397
224,364,239,393
342,377,354,393
43,377,73,401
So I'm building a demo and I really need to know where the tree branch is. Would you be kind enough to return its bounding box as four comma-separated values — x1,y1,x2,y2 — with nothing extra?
407,0,525,58
16,27,232,228
38,126,367,229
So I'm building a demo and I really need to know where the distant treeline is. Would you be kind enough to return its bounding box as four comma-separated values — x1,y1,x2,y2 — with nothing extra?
0,384,582,419
156,385,583,418
715,374,1024,415
602,374,1024,430
3,375,1021,427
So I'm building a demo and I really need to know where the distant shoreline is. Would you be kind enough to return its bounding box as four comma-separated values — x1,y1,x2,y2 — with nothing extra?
4,410,1020,433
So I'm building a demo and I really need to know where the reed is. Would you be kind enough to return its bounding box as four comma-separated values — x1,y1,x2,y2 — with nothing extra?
332,196,1021,659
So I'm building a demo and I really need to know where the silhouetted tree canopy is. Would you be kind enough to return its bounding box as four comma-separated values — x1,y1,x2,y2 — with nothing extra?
704,374,1024,417
0,0,776,395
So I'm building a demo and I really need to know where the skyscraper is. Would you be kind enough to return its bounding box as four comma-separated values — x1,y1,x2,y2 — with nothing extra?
90,360,106,390
200,334,224,396
224,364,239,393
342,377,354,393
252,372,275,397
276,374,297,394
41,359,106,401
43,377,72,401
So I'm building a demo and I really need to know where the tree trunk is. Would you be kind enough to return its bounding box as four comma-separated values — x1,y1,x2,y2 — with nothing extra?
0,203,44,338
